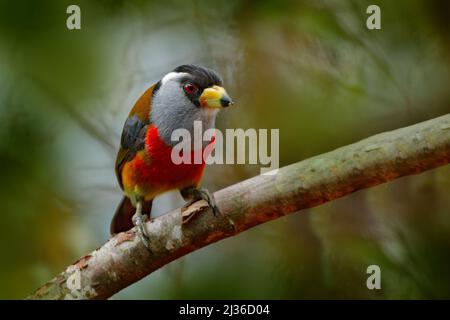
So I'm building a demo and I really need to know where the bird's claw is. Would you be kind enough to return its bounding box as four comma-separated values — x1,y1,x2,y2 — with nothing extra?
132,210,151,251
199,188,221,217
191,187,221,217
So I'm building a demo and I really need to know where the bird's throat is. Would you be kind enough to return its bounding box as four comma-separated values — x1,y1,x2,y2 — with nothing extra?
152,103,218,148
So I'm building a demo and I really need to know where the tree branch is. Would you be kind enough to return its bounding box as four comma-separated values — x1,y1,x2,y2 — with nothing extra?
29,113,450,299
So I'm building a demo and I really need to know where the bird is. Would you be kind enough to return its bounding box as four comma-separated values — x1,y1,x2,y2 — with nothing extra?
111,64,234,248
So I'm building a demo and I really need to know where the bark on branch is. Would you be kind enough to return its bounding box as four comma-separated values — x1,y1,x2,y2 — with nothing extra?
29,114,450,299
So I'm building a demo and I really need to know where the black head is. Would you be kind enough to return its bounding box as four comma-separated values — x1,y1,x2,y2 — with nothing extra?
168,64,224,107
152,64,232,110
173,64,223,88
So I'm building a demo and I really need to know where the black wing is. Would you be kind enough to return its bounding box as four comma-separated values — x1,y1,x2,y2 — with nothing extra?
115,115,149,189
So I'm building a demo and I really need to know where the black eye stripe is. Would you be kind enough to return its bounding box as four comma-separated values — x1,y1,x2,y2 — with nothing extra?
180,81,201,107
173,65,223,108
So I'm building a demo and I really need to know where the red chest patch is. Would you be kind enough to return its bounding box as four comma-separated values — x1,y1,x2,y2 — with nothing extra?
126,125,215,193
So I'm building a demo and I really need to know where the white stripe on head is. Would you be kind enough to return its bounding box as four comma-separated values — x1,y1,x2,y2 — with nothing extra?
161,72,189,85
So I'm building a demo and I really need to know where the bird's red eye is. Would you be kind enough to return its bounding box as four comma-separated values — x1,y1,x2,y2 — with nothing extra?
183,83,198,95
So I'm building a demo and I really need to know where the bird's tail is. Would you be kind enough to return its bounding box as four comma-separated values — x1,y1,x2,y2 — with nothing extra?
110,197,153,235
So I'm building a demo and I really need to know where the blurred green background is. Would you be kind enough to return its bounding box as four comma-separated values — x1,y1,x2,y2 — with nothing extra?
0,0,449,299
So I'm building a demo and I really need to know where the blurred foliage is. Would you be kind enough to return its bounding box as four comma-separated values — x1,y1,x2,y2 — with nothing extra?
0,0,449,299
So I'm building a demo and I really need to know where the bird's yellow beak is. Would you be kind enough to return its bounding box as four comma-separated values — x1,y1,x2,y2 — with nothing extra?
199,85,234,109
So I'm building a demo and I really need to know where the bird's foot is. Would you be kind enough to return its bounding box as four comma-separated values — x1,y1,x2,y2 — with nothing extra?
131,204,151,251
197,187,221,217
181,187,221,219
